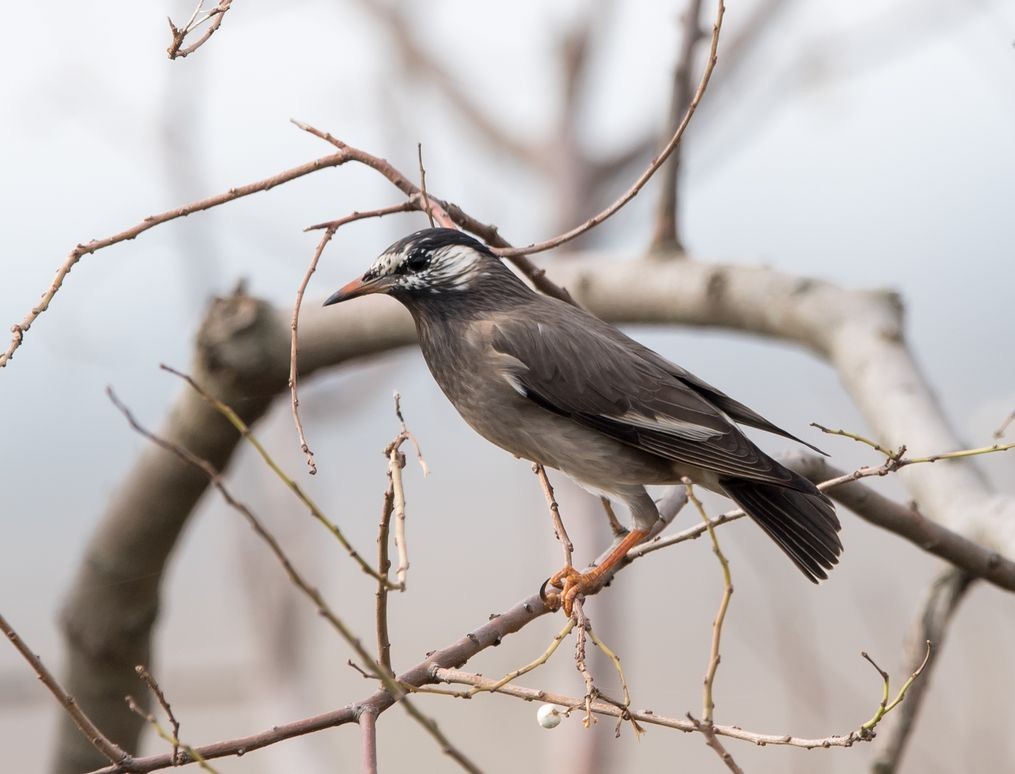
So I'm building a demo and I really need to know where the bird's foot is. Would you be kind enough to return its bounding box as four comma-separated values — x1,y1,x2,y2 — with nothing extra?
545,565,603,618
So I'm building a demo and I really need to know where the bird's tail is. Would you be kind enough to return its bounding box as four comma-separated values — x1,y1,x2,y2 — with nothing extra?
720,475,842,582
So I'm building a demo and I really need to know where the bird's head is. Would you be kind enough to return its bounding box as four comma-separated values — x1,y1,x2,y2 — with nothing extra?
324,227,500,306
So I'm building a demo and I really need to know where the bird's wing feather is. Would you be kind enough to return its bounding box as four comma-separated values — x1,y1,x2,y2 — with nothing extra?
580,313,828,455
488,307,793,485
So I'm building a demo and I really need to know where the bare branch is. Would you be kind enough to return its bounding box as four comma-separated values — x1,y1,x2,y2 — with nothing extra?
135,666,180,764
495,0,725,258
535,465,573,569
433,667,899,750
359,709,379,774
0,612,131,768
106,387,481,774
292,201,420,473
0,147,352,369
683,482,732,725
784,452,1015,593
125,696,217,772
871,570,972,774
161,365,393,586
167,0,234,60
688,713,745,774
357,1,538,166
650,0,705,253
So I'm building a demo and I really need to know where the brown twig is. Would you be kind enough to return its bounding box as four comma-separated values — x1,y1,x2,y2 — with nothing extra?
125,696,217,773
291,227,333,475
688,713,745,774
466,619,574,697
635,440,1015,564
167,0,233,60
0,147,356,369
534,465,573,568
293,120,576,305
572,601,596,728
161,365,392,586
871,570,971,773
107,387,480,774
0,611,131,768
783,452,1015,594
432,667,907,750
683,481,732,725
135,666,180,764
495,0,725,258
291,201,419,474
650,0,705,253
417,143,436,228
376,481,396,676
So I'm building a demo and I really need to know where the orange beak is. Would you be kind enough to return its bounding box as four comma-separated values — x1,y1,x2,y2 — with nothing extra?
323,275,395,306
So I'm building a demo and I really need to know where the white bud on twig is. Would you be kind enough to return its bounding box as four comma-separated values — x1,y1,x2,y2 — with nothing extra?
537,704,564,729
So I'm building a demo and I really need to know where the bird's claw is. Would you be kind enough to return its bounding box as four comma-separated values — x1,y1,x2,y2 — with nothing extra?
546,565,596,617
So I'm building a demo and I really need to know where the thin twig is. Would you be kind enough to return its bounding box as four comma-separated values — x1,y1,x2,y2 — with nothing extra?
0,147,358,369
0,612,130,767
634,439,1015,560
859,643,933,735
587,626,643,738
135,666,180,764
291,227,333,475
811,422,902,459
376,482,396,676
293,120,575,305
993,409,1015,440
291,201,420,474
683,481,733,725
495,0,726,258
572,602,596,728
534,464,573,568
466,619,574,697
126,696,218,772
167,0,233,60
872,570,971,773
688,713,745,774
107,387,481,774
433,668,902,749
650,0,705,253
417,143,436,228
161,365,393,586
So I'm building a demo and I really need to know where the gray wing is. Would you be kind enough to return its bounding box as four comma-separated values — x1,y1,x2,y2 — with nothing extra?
488,306,797,486
593,322,827,455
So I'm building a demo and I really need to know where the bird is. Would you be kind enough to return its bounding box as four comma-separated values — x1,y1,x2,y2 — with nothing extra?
324,227,841,614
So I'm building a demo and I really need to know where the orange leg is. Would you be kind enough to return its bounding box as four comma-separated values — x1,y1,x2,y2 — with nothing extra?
548,528,648,617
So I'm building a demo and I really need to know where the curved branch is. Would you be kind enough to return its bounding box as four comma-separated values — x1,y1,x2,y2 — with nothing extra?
58,253,1014,768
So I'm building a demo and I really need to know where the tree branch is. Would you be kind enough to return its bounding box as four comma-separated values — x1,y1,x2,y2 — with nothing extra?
0,612,131,769
167,1,234,60
650,0,705,254
495,0,726,258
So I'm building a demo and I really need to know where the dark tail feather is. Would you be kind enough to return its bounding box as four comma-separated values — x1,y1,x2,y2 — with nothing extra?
720,476,842,582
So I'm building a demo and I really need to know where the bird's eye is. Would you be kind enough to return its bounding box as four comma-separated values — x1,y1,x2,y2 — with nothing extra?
405,249,430,273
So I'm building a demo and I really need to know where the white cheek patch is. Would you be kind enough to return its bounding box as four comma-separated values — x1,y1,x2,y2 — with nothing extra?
425,245,486,291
